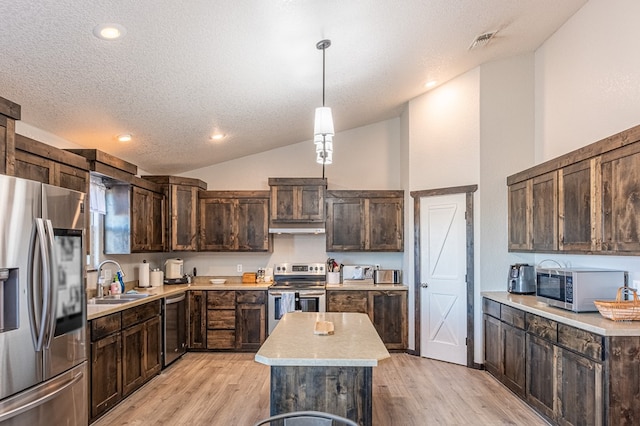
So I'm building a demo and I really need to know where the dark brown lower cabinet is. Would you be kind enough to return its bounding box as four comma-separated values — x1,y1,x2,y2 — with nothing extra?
483,314,501,378
484,297,640,426
189,291,207,349
236,303,266,351
482,308,526,398
501,322,526,397
525,333,555,420
556,348,602,426
369,290,407,350
326,290,408,350
90,331,121,420
189,290,267,351
122,315,162,397
89,301,161,423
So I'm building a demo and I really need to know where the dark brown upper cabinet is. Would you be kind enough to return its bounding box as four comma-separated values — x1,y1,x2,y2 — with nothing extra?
0,96,20,176
601,142,640,253
131,186,165,252
199,191,271,252
508,180,531,251
269,178,327,224
531,171,558,252
143,176,207,252
14,134,90,193
507,123,640,255
326,190,404,252
558,158,598,252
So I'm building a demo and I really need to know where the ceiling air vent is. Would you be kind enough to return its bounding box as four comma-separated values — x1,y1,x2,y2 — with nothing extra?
469,30,498,50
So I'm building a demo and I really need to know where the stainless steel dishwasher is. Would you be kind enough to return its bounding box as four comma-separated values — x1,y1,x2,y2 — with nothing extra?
163,293,187,367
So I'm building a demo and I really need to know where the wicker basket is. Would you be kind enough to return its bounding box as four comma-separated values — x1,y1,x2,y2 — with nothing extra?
594,287,640,321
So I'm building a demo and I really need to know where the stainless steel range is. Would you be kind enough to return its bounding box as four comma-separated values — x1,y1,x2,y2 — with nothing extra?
268,263,326,334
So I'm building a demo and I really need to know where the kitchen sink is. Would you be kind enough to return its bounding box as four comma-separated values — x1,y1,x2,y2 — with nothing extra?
90,294,150,304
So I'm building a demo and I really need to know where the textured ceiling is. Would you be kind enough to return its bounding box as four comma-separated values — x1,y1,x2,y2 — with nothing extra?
0,0,586,174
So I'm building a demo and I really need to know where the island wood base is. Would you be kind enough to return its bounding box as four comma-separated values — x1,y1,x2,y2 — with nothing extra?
270,365,372,426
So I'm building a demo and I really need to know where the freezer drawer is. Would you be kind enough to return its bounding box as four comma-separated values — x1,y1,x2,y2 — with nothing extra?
0,362,87,425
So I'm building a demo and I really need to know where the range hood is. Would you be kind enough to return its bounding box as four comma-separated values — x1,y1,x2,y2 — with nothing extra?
268,224,326,234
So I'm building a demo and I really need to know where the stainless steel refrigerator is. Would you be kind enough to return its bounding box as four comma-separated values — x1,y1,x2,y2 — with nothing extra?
0,174,87,425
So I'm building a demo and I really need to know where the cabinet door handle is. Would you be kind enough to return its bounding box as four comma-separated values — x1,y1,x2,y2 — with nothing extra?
421,283,429,288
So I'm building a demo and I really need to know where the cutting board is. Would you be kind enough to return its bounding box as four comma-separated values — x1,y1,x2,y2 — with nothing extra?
314,321,335,335
242,272,257,283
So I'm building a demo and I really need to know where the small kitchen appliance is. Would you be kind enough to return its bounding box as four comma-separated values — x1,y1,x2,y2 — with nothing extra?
508,264,536,294
342,265,374,284
164,258,188,285
536,268,627,312
165,258,184,279
374,269,402,284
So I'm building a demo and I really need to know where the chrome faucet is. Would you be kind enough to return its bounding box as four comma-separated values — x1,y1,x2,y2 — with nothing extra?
96,259,124,298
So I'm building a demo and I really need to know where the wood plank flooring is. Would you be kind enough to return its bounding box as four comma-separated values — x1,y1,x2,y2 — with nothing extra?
92,353,548,425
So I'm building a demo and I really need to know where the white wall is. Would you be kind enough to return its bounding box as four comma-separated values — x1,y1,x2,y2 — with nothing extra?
535,0,640,162
477,54,536,361
405,68,481,352
534,0,640,282
408,69,480,190
405,56,537,360
178,118,405,278
184,119,401,190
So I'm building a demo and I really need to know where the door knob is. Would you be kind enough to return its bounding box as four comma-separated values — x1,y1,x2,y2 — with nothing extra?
421,283,429,288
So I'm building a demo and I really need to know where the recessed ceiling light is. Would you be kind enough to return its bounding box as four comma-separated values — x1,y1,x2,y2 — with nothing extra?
117,134,132,142
93,23,126,40
210,133,225,141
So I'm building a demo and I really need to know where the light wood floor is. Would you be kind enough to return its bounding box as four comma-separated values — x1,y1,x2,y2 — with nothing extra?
93,352,548,425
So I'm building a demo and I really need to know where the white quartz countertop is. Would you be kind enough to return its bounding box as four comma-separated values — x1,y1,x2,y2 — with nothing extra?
87,280,270,320
255,312,390,367
326,284,408,290
482,291,640,336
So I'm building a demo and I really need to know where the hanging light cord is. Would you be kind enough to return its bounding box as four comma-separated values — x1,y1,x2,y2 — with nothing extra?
322,45,326,107
322,43,326,178
317,39,331,178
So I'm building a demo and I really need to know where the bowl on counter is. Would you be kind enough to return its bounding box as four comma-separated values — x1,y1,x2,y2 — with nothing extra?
209,278,227,285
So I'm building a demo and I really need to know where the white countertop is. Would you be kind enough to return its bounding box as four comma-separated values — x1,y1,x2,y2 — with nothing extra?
482,291,640,336
326,283,408,290
87,280,270,320
255,312,390,367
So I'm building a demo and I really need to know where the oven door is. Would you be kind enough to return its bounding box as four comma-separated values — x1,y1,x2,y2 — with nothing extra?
268,290,326,334
536,271,569,307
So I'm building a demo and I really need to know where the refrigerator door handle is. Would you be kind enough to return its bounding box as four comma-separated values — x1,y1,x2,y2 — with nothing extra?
27,218,49,352
43,219,58,348
0,370,84,423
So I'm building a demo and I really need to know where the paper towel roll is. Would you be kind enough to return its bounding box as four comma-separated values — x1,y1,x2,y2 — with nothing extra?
139,262,150,287
150,270,164,287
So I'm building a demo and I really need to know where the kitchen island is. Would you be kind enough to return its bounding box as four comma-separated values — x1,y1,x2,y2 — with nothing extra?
255,312,390,426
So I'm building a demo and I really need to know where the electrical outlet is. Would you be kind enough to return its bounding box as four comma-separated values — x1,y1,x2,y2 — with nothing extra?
237,264,243,273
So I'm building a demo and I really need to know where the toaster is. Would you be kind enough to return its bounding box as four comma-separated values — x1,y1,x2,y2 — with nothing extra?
508,264,535,294
374,270,401,284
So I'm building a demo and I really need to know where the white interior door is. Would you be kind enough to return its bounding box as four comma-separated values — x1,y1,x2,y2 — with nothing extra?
420,193,467,365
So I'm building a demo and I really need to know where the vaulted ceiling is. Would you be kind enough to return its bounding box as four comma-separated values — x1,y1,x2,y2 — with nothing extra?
0,1,586,174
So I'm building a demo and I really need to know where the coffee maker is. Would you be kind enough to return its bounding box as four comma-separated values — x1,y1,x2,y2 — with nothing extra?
508,264,536,294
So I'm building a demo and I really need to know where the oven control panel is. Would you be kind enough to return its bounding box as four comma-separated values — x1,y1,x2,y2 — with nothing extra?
273,263,325,276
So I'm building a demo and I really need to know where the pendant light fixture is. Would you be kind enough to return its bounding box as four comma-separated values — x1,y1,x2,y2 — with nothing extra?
314,39,334,171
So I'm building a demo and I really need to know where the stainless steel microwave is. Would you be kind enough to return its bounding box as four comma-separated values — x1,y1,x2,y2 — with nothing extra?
536,268,627,312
